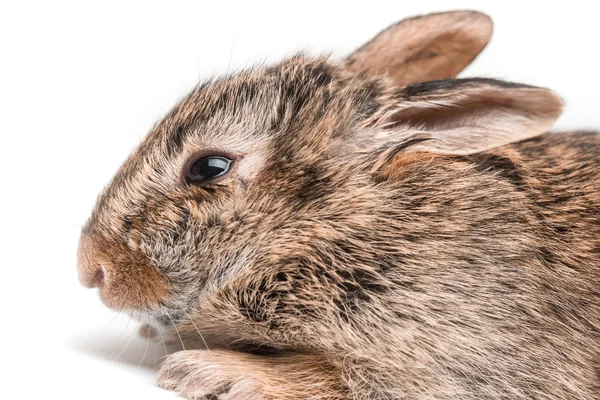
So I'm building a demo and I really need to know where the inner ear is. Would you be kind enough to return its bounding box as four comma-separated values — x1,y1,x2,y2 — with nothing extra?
393,94,516,131
393,88,561,130
372,79,564,156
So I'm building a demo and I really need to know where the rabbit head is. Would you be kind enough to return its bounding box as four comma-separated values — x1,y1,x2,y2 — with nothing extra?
77,11,562,330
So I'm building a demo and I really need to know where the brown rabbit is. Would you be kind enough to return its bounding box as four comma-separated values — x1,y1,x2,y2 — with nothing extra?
77,10,599,400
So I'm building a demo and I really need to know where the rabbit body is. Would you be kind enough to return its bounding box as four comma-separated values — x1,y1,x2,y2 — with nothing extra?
77,11,599,400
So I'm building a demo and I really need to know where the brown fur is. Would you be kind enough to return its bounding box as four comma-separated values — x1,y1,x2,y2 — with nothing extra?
78,11,599,400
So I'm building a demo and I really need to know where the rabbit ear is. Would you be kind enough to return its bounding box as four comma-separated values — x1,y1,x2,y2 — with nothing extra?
346,10,492,86
368,78,563,157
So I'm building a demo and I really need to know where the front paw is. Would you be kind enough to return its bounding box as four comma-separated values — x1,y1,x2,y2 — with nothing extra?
157,350,263,400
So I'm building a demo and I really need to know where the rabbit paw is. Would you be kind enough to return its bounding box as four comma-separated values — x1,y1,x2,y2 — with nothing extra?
158,349,344,399
157,350,265,400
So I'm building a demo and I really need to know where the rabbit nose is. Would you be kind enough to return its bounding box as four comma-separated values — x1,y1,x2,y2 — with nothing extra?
89,267,105,289
77,231,108,289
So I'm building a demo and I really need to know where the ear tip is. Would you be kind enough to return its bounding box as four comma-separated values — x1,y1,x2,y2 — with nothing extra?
452,10,494,39
394,10,494,38
442,9,492,20
524,87,565,121
420,10,492,51
547,90,566,117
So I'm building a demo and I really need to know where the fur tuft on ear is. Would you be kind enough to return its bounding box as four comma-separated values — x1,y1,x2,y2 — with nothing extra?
368,78,564,157
346,10,493,87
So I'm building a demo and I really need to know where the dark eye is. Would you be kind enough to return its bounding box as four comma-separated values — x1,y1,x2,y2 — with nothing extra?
186,155,232,184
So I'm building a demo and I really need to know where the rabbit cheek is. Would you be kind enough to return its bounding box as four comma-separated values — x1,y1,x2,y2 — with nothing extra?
77,232,170,310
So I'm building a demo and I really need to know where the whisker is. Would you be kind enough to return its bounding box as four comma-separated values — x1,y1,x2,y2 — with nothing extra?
145,278,209,354
226,34,237,75
137,310,151,367
146,284,173,357
152,315,169,358
183,309,210,352
164,309,186,351
112,308,141,362
159,279,210,351
117,306,134,338
103,289,130,327
169,297,211,352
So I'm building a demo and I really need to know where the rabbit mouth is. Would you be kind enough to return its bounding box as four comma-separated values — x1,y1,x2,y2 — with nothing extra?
78,229,172,311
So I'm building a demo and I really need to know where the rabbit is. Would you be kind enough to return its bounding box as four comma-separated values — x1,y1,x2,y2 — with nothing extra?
77,9,599,400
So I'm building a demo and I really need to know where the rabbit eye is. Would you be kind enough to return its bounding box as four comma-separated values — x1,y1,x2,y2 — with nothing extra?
186,155,232,184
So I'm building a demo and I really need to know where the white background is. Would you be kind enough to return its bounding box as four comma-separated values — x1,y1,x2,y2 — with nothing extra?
1,1,598,399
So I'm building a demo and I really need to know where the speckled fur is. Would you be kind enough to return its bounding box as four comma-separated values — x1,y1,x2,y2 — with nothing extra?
78,11,599,400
